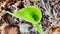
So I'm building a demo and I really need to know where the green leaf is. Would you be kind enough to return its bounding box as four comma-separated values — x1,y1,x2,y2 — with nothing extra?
9,6,42,24
8,6,44,34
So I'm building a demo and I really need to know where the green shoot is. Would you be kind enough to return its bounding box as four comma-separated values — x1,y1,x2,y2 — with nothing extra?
8,6,44,34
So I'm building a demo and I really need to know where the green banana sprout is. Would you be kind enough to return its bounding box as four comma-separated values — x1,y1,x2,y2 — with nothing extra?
8,6,44,34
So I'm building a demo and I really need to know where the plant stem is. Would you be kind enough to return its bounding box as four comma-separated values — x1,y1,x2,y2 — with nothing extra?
7,12,15,16
35,24,44,34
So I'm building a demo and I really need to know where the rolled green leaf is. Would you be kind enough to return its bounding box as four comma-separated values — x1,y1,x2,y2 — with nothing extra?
8,6,44,34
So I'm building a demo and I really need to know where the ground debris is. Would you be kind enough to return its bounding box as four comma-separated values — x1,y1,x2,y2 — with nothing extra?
0,0,60,34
